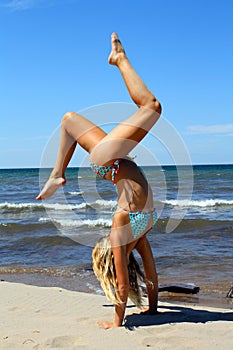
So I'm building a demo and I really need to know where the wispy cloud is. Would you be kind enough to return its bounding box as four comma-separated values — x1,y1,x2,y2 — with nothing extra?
2,0,36,11
2,0,62,11
187,124,233,136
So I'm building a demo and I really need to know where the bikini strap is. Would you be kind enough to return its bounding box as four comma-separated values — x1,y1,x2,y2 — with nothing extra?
111,160,120,183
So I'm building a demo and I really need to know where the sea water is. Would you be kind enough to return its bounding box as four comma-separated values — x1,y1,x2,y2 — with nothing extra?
0,165,232,308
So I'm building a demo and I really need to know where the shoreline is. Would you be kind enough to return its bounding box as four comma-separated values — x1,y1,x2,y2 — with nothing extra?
1,281,233,350
1,272,232,311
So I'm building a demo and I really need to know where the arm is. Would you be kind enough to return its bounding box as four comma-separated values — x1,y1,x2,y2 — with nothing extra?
113,245,129,326
135,236,158,313
98,245,129,329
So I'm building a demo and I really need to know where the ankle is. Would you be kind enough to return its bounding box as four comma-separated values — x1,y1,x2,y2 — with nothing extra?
50,170,64,179
116,54,128,67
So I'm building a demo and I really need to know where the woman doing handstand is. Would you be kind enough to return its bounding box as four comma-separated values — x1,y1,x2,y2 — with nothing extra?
36,33,162,329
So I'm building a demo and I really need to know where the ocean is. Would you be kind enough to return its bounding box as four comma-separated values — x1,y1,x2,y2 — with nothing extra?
0,164,232,308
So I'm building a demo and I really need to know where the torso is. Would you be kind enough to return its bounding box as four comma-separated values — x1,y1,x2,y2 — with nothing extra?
90,156,154,213
112,157,154,213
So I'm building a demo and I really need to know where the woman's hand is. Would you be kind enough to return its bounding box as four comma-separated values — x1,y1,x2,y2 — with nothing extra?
97,321,120,330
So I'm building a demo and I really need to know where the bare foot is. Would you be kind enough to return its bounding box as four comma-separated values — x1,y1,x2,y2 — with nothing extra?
108,32,126,66
36,177,66,200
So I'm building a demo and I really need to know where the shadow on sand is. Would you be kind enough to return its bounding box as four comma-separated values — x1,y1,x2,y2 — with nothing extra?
124,304,233,330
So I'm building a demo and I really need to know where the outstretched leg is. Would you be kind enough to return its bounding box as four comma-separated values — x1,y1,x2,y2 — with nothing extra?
108,33,161,112
36,113,107,200
90,33,162,165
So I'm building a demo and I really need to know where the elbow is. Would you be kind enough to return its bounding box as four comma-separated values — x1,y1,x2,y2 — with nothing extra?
117,283,129,300
117,283,129,292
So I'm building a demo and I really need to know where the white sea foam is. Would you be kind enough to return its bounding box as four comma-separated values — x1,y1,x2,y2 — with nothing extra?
44,203,87,210
39,217,112,228
67,191,84,195
0,199,116,211
0,202,42,209
95,199,117,207
163,199,233,207
0,202,88,211
2,198,233,212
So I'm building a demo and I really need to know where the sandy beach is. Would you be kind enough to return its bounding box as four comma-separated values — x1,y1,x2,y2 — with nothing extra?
1,281,233,350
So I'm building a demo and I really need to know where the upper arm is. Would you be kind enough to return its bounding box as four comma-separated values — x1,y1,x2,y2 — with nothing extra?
110,210,130,286
111,245,129,286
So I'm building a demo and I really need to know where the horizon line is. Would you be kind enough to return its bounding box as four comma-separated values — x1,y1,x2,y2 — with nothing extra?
1,162,233,170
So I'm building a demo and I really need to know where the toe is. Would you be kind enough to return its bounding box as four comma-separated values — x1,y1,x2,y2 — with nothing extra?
111,32,119,42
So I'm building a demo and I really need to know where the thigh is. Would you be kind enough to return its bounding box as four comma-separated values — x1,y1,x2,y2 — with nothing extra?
89,107,158,165
77,124,107,153
64,112,108,153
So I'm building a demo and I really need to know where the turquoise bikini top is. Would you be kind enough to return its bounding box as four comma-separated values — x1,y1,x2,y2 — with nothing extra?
90,159,120,184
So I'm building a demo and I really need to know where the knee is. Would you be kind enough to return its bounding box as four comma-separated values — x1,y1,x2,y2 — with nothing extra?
154,99,162,116
61,111,78,124
148,98,162,116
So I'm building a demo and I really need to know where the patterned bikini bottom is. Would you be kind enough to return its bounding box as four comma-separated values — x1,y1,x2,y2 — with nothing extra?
115,207,157,239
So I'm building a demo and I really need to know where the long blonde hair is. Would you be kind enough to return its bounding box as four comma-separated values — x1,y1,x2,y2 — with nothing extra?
92,235,145,308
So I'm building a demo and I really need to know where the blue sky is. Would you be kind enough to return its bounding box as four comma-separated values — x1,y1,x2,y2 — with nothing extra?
0,0,232,168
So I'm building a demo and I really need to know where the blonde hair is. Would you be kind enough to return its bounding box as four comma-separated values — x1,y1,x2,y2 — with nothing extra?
92,235,145,308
